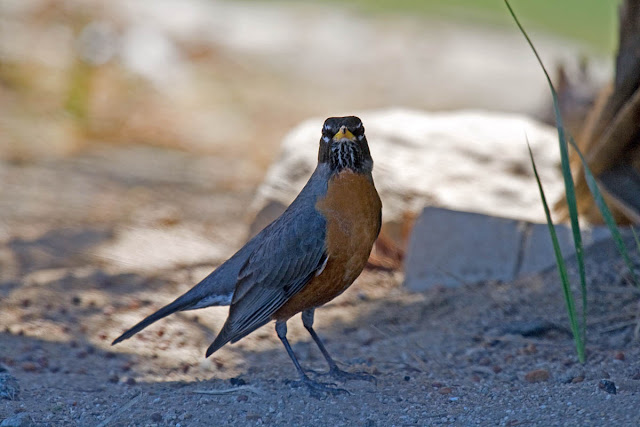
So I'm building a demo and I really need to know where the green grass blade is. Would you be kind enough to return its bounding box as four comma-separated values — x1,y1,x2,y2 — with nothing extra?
505,0,588,351
632,226,640,254
566,134,640,287
527,142,585,362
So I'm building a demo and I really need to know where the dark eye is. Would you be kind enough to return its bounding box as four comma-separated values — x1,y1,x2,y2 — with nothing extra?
321,126,332,142
352,123,364,136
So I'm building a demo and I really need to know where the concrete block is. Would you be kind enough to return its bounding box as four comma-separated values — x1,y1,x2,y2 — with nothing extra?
404,205,626,292
404,207,523,291
518,224,612,276
517,223,573,276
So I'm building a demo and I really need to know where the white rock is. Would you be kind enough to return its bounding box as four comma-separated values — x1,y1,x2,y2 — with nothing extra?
251,109,563,224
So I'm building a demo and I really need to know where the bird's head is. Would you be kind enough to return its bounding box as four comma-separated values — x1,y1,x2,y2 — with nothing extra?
318,116,373,174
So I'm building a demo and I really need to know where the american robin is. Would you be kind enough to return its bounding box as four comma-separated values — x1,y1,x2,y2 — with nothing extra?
112,116,382,394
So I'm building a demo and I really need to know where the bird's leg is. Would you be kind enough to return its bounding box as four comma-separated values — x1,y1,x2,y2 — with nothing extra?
302,309,376,384
275,321,348,396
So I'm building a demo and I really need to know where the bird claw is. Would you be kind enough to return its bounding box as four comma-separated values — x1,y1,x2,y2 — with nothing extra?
285,376,349,397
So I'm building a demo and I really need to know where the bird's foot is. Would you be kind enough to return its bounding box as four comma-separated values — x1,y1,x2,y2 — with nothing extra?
311,366,377,384
285,375,349,398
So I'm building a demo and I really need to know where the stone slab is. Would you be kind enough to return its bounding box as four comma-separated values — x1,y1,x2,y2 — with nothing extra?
404,207,629,291
518,224,612,276
404,207,523,290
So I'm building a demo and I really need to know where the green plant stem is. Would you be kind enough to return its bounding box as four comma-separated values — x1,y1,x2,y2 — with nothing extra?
505,0,587,361
526,141,585,363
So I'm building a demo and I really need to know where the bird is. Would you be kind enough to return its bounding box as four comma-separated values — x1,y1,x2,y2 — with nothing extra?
112,116,382,395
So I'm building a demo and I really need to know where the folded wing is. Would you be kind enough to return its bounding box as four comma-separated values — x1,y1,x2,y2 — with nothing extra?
206,209,327,356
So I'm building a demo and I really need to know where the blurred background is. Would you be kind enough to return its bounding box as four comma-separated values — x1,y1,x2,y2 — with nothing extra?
0,0,618,168
1,0,623,237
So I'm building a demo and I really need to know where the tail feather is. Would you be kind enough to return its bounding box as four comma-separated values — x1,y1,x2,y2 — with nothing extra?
112,296,194,345
112,229,258,347
205,333,231,358
205,317,271,357
205,319,235,357
112,259,240,346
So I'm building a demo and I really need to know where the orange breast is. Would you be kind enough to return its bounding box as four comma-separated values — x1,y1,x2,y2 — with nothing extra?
273,170,381,320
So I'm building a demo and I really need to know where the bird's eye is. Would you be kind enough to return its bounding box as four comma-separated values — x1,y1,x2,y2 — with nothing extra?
322,123,335,136
321,135,331,143
352,123,364,137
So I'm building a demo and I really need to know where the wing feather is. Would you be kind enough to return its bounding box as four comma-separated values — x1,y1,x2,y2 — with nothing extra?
207,208,327,354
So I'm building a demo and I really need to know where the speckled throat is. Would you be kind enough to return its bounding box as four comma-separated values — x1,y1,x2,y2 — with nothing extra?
328,140,371,174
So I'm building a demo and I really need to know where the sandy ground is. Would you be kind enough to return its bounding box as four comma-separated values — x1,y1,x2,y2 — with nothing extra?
1,145,640,426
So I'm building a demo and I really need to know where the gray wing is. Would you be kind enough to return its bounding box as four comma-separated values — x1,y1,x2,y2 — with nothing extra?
205,207,327,356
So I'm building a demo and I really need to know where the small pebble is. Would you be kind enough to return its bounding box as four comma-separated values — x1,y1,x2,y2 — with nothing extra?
21,362,38,373
237,395,249,402
230,377,246,386
524,369,550,383
598,379,616,394
126,378,137,386
614,352,625,361
439,387,452,395
150,413,163,422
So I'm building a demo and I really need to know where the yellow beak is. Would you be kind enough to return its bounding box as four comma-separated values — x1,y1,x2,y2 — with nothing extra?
332,126,356,141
